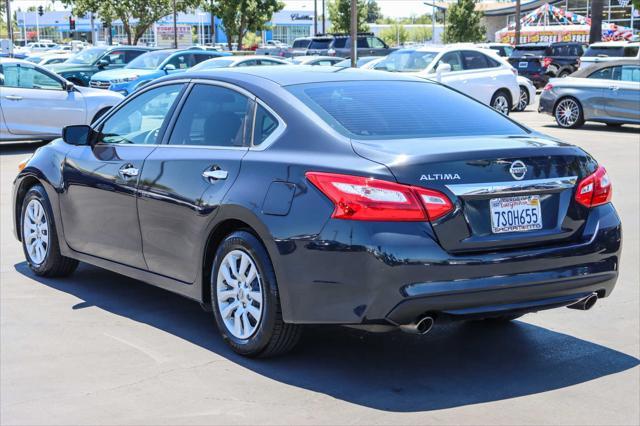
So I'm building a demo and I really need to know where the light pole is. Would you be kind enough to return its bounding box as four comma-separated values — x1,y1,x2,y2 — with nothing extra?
172,0,178,48
4,0,14,49
350,0,357,67
423,1,445,43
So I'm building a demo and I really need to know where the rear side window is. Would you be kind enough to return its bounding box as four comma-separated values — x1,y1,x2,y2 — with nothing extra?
462,50,489,70
253,105,279,146
620,65,640,82
287,81,527,140
125,50,146,62
168,84,251,147
624,47,639,57
333,38,347,48
584,46,624,57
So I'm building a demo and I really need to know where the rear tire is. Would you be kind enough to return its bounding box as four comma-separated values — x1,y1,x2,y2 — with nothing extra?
491,90,511,115
558,70,571,78
515,86,529,112
211,231,301,357
554,97,584,128
20,185,78,277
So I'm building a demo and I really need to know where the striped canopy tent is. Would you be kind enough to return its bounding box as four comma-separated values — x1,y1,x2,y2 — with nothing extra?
496,3,634,44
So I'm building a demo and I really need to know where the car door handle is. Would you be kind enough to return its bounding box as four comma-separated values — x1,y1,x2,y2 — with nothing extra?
118,165,139,178
203,169,228,181
4,95,22,101
609,85,619,91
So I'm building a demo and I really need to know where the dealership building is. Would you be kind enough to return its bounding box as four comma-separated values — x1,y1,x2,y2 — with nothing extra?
14,8,318,46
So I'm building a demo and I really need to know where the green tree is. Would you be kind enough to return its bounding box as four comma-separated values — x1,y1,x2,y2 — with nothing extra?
366,0,382,23
379,22,408,46
328,0,368,33
442,0,486,43
211,0,283,50
61,0,201,45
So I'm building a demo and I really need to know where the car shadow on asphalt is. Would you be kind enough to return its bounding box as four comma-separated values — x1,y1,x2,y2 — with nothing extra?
15,261,640,413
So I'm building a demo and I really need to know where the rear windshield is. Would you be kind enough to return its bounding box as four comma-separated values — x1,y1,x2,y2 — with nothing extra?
292,39,310,48
287,81,527,140
583,46,624,57
309,39,332,49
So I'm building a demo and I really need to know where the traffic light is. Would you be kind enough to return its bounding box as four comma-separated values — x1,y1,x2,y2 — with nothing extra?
69,16,76,31
37,6,44,16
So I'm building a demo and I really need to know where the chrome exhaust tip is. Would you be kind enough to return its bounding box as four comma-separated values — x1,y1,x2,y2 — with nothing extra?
399,316,435,335
567,293,598,311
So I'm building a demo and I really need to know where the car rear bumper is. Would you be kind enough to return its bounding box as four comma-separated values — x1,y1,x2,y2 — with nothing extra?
276,203,621,325
538,91,556,115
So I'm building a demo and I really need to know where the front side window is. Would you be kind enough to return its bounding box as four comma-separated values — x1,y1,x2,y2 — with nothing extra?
125,50,146,62
439,51,463,71
237,59,258,67
126,51,172,70
253,105,278,146
357,38,369,48
257,59,285,66
168,84,251,147
374,50,438,72
461,50,489,70
287,81,527,140
165,53,194,70
98,84,183,145
67,47,106,64
0,64,63,90
104,50,126,65
588,66,614,80
369,37,385,49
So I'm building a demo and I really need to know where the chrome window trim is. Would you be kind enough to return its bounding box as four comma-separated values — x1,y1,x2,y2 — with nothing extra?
446,176,578,197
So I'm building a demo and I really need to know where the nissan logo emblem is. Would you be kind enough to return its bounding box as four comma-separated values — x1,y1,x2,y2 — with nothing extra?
509,160,527,180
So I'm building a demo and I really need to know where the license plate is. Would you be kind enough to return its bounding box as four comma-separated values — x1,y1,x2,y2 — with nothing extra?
518,61,528,68
490,195,542,233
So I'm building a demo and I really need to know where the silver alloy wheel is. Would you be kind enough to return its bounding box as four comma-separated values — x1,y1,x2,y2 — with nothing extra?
518,87,529,111
23,199,49,265
492,95,510,115
555,98,580,127
216,249,264,339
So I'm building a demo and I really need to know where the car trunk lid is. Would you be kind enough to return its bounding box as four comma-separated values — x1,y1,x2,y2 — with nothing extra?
352,135,596,253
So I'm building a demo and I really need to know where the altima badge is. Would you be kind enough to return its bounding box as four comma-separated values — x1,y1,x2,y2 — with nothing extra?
509,161,527,180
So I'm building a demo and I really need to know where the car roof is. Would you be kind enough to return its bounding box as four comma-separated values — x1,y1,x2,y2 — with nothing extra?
572,59,640,77
183,65,430,86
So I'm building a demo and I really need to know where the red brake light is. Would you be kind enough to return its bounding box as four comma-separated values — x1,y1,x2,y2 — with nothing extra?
542,57,553,68
543,83,553,91
575,166,612,208
306,172,454,222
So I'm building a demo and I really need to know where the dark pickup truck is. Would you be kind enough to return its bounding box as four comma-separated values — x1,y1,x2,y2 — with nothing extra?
303,33,396,58
508,42,587,88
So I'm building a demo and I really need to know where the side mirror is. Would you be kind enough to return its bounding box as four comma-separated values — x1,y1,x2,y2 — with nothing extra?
435,63,452,82
164,64,176,72
62,125,92,146
97,59,109,68
65,81,75,92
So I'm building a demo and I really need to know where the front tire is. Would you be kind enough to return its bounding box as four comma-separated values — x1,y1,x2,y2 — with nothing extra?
211,231,301,357
554,97,584,128
491,90,511,116
21,185,78,277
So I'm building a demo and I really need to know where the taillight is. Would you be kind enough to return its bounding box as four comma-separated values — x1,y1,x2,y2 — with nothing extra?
542,57,553,68
575,166,612,207
543,83,553,91
511,67,518,76
306,172,454,222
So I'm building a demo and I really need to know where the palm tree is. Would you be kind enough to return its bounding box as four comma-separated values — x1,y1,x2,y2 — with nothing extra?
589,0,604,44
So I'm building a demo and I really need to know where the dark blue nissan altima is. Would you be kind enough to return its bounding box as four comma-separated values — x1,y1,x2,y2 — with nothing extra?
13,66,621,357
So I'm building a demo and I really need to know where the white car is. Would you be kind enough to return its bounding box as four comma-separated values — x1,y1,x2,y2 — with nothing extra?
37,53,73,66
0,58,124,142
367,46,520,115
291,56,344,66
579,41,640,71
190,55,289,71
25,42,59,53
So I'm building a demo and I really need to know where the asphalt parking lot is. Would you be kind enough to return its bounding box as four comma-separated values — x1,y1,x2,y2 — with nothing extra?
1,107,639,425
